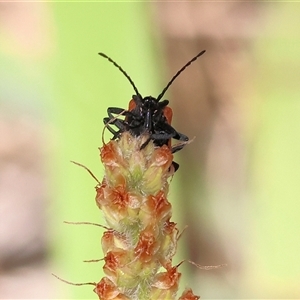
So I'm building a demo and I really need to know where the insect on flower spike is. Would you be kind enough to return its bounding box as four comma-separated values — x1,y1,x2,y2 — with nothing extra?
100,51,205,172
70,160,100,184
56,51,209,299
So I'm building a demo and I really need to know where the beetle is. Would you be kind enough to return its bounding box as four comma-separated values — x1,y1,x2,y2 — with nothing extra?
99,50,206,171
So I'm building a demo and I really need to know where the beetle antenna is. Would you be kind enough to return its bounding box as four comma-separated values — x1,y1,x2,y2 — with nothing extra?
156,50,206,102
99,52,141,98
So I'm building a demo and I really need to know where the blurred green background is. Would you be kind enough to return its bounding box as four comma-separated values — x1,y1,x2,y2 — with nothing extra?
1,2,300,299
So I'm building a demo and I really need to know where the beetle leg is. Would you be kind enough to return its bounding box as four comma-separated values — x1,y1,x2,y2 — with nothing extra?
104,107,129,139
107,107,126,118
170,131,189,154
103,117,123,139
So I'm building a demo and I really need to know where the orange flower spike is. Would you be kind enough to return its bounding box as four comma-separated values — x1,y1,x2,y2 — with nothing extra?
93,132,200,299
